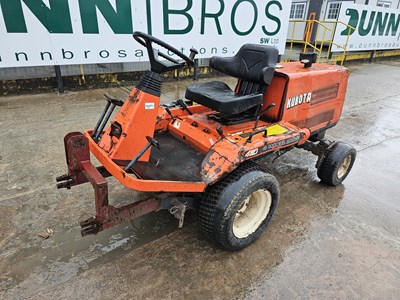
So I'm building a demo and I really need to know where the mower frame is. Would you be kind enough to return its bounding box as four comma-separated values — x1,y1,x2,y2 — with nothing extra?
57,32,356,249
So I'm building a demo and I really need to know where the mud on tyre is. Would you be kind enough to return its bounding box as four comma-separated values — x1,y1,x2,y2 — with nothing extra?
198,162,280,251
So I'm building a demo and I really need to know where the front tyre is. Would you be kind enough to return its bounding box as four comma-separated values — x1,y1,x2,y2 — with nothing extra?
317,142,356,186
198,162,280,251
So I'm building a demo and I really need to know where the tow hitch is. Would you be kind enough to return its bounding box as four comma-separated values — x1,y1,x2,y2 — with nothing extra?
56,132,194,236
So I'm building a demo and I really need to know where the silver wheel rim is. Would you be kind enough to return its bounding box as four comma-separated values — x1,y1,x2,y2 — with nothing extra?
233,189,272,239
337,155,352,179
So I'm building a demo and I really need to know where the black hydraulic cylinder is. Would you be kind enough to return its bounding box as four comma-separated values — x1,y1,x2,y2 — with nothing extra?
92,95,124,142
91,101,111,138
94,103,117,141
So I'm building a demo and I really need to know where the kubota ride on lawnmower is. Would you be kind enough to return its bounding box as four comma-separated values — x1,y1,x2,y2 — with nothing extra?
57,32,356,250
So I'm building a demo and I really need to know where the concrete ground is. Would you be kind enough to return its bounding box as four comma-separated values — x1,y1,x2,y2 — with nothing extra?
0,61,399,299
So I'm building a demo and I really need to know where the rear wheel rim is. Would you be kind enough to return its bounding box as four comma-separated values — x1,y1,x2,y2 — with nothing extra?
233,189,272,239
337,155,352,179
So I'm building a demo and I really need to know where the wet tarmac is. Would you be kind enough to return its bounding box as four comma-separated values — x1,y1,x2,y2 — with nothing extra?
0,61,399,299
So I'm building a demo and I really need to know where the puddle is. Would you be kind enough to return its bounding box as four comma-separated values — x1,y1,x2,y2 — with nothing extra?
1,210,188,298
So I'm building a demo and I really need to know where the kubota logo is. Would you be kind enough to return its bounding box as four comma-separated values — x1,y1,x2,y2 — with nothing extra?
340,8,400,38
286,92,312,109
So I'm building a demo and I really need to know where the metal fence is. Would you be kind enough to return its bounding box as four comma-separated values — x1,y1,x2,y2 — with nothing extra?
285,19,355,65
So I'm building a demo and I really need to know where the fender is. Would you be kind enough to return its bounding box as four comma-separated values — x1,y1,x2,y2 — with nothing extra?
201,140,242,185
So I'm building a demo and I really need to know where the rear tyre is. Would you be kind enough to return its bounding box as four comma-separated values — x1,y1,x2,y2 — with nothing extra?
198,162,280,251
317,142,356,186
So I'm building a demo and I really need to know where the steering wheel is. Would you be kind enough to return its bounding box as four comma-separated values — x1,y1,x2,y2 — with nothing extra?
133,31,198,74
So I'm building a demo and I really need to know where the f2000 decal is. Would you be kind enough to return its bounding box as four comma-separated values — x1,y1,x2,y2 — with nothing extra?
243,135,301,158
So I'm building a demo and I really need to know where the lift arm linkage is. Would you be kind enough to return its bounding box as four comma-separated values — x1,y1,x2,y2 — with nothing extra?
56,132,162,236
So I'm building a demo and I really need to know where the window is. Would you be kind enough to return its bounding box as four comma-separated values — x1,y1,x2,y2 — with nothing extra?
290,3,306,20
377,1,391,8
326,2,341,20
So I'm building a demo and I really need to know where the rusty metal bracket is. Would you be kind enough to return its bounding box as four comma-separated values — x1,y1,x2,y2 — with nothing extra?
57,132,198,236
56,132,91,189
80,196,162,237
298,139,337,168
164,198,195,229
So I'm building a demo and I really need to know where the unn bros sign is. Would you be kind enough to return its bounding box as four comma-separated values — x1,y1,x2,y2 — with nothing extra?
0,0,290,68
332,2,400,52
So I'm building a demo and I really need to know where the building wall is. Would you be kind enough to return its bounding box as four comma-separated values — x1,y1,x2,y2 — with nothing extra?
0,59,210,81
319,0,399,21
287,0,310,41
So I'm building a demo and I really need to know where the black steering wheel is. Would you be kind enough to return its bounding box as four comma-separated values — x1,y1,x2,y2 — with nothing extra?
133,31,198,74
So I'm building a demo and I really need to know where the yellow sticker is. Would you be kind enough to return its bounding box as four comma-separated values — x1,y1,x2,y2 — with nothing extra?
266,124,288,136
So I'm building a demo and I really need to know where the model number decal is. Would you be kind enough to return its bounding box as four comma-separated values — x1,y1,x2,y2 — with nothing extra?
244,149,259,157
243,136,301,158
287,92,312,109
173,121,181,129
264,136,301,150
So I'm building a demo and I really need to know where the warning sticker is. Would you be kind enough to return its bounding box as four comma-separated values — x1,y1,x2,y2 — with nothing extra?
266,124,288,136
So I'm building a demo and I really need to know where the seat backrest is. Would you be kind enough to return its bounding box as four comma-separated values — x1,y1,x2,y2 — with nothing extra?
209,44,279,87
236,81,263,96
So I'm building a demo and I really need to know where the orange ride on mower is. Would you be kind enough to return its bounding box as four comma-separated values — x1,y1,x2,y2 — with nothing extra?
57,32,356,250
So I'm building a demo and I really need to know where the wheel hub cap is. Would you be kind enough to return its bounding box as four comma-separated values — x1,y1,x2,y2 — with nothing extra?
338,155,352,179
233,189,272,239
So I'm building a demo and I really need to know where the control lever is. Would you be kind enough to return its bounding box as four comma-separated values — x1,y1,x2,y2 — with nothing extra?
246,128,268,144
124,136,160,171
253,103,276,131
164,107,176,122
92,94,124,142
189,48,198,61
189,48,199,80
177,99,193,115
104,94,124,107
216,125,225,138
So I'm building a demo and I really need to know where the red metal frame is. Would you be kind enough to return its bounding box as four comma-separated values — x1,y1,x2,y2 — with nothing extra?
58,132,163,236
84,130,207,193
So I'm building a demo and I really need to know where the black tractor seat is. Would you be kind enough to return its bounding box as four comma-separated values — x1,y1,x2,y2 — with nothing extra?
185,81,263,115
185,44,279,116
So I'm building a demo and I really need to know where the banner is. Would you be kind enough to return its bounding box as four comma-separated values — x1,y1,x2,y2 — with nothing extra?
0,0,290,68
332,3,400,52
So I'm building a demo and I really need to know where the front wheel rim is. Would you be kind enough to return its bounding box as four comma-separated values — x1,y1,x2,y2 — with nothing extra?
337,155,352,179
233,189,272,239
